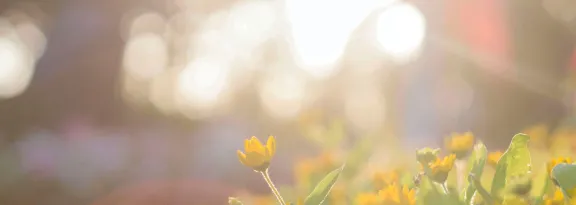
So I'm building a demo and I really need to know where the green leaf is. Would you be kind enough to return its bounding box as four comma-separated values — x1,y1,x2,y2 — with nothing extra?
501,196,531,205
401,171,415,188
551,163,576,196
464,142,487,204
491,155,507,199
533,177,550,205
417,176,462,205
304,165,344,205
491,133,531,199
469,174,495,205
506,134,531,178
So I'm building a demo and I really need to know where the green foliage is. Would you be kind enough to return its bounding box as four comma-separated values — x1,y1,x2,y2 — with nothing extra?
416,175,462,205
551,163,576,197
506,134,531,178
416,148,440,165
533,176,551,205
491,133,531,200
464,142,487,204
469,174,495,205
233,128,576,205
304,165,344,205
228,197,244,205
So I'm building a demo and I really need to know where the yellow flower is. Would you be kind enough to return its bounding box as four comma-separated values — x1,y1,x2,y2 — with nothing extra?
404,187,416,205
355,192,382,205
429,154,456,183
547,157,572,177
377,185,416,205
237,136,276,172
373,170,400,190
445,132,475,159
379,185,400,204
488,151,503,167
544,188,564,205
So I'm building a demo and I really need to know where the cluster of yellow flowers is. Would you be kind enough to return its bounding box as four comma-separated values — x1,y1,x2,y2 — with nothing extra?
355,184,415,205
233,129,576,205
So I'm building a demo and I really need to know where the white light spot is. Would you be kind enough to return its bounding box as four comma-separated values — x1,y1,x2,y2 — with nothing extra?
14,21,46,59
124,11,166,39
0,37,33,98
285,0,382,78
177,57,230,110
259,69,308,119
225,1,278,48
122,33,168,80
376,2,426,63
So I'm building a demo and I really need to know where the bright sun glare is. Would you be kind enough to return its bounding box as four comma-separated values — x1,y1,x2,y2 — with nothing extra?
285,0,382,79
376,2,426,62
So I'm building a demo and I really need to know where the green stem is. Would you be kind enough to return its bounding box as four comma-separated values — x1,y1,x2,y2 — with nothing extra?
441,183,450,194
455,159,466,191
261,169,287,205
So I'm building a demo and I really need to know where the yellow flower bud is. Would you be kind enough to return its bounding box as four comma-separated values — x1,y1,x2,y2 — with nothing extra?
237,136,276,172
416,148,440,166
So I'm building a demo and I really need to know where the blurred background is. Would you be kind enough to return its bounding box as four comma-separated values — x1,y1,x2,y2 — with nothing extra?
0,0,574,204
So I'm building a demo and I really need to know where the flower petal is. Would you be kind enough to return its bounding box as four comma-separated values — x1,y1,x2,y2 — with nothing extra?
246,151,267,168
266,135,276,158
247,136,257,152
237,150,248,166
251,136,266,155
244,139,251,152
